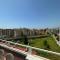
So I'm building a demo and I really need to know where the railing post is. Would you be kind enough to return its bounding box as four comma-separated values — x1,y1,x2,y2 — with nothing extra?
0,49,4,60
6,53,14,60
5,42,10,46
28,47,32,54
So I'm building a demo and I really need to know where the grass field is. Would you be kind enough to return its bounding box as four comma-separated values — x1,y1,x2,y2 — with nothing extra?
36,50,60,60
29,36,60,53
11,35,60,60
29,36,60,60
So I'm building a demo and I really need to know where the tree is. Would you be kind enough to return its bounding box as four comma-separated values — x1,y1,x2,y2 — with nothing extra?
44,40,50,49
23,35,28,45
21,31,24,37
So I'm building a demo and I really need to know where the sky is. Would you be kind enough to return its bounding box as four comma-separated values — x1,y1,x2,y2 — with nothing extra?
0,0,60,29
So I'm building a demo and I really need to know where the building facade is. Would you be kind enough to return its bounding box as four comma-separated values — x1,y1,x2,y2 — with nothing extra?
0,28,48,38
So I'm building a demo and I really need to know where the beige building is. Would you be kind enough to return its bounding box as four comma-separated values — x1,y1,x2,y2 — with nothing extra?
0,28,48,38
0,29,14,38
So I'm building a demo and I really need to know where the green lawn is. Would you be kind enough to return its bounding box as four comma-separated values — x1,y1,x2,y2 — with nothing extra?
29,36,60,60
36,50,60,60
29,36,60,53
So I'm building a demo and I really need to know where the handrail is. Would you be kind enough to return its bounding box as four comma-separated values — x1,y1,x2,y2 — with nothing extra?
0,39,49,60
0,39,60,56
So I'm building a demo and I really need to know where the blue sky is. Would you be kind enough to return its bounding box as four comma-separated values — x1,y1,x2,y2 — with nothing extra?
0,0,60,29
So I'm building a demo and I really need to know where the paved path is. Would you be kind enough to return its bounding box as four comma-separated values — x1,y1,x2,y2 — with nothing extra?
26,54,48,60
52,34,60,46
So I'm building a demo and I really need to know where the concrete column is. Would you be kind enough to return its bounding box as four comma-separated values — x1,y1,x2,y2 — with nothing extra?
0,49,4,60
9,30,11,37
6,53,14,60
14,30,16,37
1,30,2,36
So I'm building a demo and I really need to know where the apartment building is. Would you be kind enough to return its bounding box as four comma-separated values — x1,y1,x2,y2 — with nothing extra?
0,28,48,38
0,29,14,38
